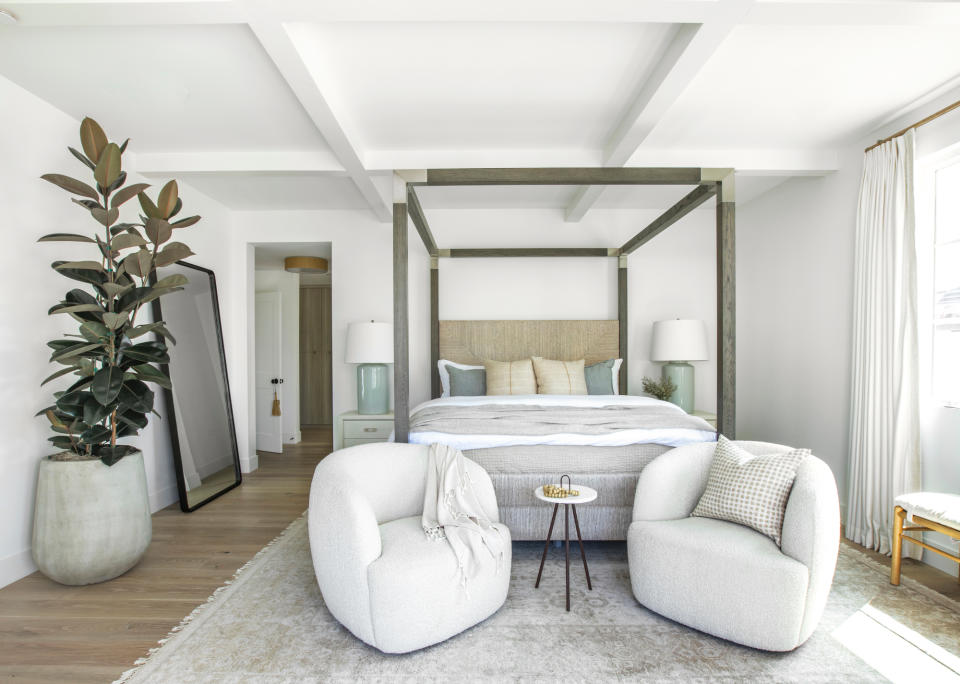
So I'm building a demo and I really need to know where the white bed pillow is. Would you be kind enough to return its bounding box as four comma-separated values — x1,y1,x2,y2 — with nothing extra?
438,359,484,397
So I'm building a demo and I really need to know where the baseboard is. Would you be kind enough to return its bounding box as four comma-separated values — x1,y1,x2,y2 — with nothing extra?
0,547,37,590
148,483,180,513
241,451,259,474
921,532,959,576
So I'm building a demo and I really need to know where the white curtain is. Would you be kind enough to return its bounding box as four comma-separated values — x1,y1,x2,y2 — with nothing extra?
847,129,922,558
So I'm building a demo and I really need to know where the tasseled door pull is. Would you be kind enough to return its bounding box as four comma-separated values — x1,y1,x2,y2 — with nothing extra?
271,390,281,416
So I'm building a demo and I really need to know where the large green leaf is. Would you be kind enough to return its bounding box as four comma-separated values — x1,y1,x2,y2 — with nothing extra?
137,192,163,219
37,233,95,244
98,281,134,299
68,146,96,172
117,409,149,430
79,320,110,342
105,171,127,194
41,174,99,201
91,365,124,406
117,379,153,414
79,424,112,445
93,444,138,466
145,217,172,245
119,285,183,312
90,206,120,227
41,365,81,386
102,312,128,330
55,260,104,272
50,342,102,363
79,117,108,163
154,274,188,290
122,249,153,279
127,321,176,344
154,242,194,267
119,341,169,365
48,302,103,316
131,363,171,389
52,261,106,288
157,180,178,219
93,142,122,189
171,215,200,229
82,395,111,425
111,182,150,209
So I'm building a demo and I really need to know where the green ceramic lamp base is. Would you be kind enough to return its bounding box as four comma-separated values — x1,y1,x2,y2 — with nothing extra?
357,363,389,415
663,362,695,413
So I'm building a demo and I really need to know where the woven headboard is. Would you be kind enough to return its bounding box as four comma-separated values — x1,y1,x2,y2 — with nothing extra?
438,320,620,365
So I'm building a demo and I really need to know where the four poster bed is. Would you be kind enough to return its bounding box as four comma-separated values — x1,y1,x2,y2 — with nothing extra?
388,168,736,540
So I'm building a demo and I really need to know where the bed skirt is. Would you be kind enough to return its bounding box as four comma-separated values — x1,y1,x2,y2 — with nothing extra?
463,444,671,541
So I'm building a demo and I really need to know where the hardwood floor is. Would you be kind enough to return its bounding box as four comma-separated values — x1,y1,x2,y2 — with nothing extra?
0,427,331,684
2,428,958,683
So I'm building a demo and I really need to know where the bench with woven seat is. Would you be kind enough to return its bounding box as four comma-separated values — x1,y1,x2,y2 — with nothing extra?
891,492,960,585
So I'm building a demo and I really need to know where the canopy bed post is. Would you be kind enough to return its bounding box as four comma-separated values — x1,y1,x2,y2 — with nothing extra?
393,188,410,442
714,172,736,437
618,255,628,394
430,257,440,399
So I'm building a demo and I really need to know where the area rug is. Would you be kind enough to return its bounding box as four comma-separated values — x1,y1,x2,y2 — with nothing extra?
116,515,960,683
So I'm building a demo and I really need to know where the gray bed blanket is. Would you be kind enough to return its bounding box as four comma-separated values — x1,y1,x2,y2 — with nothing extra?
409,402,715,436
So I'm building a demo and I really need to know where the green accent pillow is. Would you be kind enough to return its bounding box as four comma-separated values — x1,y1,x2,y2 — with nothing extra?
448,366,486,396
585,359,616,395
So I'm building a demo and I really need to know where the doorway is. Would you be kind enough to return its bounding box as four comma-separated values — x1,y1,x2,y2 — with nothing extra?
299,284,332,426
253,243,333,453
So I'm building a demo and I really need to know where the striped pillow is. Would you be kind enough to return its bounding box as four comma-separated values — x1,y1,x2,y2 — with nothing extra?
531,357,588,395
484,359,537,395
692,436,809,546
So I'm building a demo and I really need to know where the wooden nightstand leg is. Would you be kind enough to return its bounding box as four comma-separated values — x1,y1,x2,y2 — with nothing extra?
891,505,906,586
535,504,559,589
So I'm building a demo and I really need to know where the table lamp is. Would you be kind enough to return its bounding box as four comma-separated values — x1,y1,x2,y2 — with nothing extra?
345,321,393,414
650,319,708,412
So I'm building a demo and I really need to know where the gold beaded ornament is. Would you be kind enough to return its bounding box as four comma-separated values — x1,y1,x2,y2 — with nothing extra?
542,474,579,498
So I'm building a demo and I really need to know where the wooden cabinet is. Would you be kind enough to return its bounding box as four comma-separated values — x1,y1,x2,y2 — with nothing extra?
334,411,394,450
300,286,332,425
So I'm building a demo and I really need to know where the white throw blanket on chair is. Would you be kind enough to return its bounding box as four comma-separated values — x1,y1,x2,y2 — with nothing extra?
422,442,505,585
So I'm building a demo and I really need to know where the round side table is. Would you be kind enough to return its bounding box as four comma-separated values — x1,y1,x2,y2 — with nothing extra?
533,484,597,611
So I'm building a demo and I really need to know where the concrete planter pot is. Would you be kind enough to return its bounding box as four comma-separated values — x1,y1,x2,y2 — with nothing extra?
32,452,152,585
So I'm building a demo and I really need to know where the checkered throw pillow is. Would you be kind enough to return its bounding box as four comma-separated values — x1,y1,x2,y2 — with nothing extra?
691,436,809,546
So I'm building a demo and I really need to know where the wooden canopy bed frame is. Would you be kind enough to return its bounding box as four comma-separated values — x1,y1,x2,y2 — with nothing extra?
390,167,736,442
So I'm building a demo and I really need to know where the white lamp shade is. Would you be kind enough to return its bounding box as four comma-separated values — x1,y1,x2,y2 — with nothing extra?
650,319,708,362
345,322,393,363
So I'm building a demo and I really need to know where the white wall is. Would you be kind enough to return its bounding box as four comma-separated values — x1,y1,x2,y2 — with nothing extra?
255,268,301,444
0,74,234,588
737,153,861,504
738,83,960,575
431,207,718,410
223,205,719,469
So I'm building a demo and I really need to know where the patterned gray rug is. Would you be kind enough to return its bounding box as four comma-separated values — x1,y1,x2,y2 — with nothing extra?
116,515,960,683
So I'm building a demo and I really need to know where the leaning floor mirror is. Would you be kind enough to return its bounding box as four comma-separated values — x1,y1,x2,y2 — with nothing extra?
152,261,241,512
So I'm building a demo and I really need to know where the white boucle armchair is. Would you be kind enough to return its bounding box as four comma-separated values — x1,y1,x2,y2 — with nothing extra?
307,442,511,654
627,441,840,652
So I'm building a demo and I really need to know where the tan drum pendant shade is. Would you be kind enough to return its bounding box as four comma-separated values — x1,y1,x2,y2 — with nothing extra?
284,256,328,274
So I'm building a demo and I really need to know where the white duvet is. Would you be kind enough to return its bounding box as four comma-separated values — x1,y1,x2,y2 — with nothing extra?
405,394,717,450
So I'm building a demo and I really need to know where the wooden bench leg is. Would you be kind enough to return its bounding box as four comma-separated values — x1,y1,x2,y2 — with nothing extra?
891,505,907,586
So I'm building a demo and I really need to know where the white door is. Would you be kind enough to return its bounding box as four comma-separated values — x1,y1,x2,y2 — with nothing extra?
255,291,283,453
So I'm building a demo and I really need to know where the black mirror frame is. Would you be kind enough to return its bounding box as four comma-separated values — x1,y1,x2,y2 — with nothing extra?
151,260,242,512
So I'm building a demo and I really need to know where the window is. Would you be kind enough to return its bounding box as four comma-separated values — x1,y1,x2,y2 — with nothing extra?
932,159,960,407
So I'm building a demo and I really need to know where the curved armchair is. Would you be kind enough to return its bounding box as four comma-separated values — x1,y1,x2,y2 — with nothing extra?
627,441,839,652
307,442,511,654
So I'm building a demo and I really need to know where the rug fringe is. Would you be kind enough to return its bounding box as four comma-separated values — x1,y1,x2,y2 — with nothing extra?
112,511,308,684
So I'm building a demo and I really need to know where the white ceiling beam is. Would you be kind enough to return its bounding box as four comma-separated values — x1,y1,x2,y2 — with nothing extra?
132,150,346,175
247,20,391,222
743,1,960,26
565,0,755,222
628,148,839,175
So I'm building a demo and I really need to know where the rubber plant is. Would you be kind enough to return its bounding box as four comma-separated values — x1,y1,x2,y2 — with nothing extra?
38,117,199,466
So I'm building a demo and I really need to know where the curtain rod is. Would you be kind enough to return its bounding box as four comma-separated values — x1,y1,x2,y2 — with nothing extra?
865,98,960,153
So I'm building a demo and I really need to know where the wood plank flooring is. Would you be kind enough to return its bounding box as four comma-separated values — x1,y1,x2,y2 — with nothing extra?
0,427,331,684
1,426,958,683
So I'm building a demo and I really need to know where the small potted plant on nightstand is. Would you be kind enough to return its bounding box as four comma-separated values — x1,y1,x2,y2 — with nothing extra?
32,117,199,585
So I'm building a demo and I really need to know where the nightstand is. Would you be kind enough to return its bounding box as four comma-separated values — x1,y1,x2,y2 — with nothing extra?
691,410,718,430
334,411,394,450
